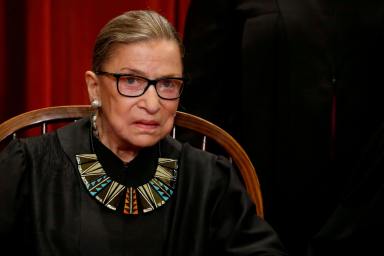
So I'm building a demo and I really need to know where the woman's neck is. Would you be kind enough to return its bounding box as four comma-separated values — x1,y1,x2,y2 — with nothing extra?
98,133,139,163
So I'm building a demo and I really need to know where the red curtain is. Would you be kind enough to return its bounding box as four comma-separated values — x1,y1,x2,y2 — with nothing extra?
0,0,190,122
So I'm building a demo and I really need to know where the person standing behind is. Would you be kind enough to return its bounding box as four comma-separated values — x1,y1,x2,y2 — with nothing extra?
308,121,384,255
182,0,384,255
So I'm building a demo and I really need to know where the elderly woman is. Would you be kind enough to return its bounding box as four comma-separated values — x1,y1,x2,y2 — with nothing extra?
0,10,287,255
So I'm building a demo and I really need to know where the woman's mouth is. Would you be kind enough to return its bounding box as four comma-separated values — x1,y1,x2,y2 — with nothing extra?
134,120,160,130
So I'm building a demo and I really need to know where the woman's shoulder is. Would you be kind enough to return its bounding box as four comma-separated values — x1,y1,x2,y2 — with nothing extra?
163,136,233,185
10,133,62,162
164,135,231,167
0,132,62,179
2,117,89,159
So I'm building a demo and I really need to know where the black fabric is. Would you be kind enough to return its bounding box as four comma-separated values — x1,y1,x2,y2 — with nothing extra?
182,0,384,255
0,118,287,255
92,135,158,187
308,122,384,255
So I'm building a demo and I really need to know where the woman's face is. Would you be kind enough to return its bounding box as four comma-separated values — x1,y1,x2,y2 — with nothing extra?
86,39,182,154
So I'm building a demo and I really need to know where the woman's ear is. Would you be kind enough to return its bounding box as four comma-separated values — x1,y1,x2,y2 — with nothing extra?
85,70,100,102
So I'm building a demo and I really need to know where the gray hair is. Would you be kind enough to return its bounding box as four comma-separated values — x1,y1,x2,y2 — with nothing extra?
92,10,183,72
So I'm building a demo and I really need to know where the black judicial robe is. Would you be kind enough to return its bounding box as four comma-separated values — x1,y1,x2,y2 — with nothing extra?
308,122,384,255
0,118,286,255
182,0,384,255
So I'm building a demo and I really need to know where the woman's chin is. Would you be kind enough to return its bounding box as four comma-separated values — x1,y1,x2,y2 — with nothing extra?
128,135,162,149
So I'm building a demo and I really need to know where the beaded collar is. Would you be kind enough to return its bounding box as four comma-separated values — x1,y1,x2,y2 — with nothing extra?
75,135,178,215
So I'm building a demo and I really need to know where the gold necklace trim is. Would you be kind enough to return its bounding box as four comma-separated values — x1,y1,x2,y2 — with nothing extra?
76,154,178,215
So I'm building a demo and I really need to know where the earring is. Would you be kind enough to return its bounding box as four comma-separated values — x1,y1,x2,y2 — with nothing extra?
91,99,101,138
91,99,101,109
91,112,99,138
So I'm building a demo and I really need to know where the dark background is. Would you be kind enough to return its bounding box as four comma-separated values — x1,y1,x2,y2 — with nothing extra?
182,0,384,255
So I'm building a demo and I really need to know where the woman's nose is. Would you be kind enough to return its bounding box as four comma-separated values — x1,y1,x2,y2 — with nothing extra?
138,85,161,113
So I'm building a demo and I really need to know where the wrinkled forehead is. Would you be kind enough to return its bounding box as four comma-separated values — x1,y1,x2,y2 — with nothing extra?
101,39,183,71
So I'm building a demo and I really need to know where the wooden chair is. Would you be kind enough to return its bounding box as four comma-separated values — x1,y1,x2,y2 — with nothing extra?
0,105,264,218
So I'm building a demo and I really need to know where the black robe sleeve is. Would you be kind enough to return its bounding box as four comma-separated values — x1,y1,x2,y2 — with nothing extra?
0,139,31,253
209,156,287,255
167,142,287,255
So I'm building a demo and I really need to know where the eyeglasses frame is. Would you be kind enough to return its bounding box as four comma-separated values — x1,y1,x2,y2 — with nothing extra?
95,71,185,100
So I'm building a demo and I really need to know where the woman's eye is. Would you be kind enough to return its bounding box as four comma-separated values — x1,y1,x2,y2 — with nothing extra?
126,77,138,84
160,79,175,88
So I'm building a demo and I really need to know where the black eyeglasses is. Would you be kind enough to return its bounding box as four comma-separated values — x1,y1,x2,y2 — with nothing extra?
95,71,184,100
